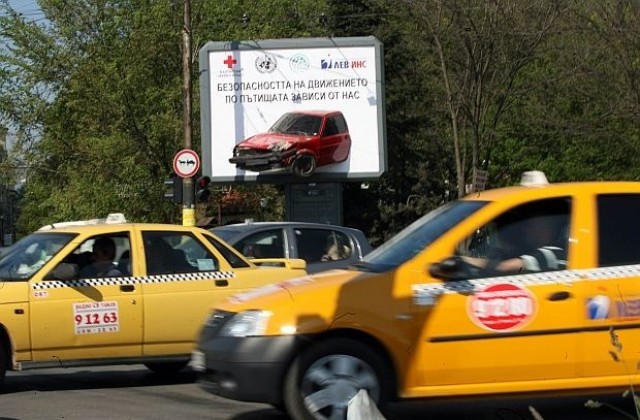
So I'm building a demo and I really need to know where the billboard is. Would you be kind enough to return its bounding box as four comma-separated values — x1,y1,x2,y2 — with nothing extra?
199,36,386,183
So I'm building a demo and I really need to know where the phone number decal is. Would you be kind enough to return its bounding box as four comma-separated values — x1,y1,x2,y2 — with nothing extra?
73,301,119,334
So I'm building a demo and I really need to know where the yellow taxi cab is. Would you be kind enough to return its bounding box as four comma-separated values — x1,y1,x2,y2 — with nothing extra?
194,172,640,419
0,213,305,381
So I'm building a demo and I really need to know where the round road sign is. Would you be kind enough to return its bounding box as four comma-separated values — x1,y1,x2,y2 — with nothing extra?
173,149,200,178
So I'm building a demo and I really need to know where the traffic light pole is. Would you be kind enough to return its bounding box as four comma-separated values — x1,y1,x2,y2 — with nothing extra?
181,0,195,226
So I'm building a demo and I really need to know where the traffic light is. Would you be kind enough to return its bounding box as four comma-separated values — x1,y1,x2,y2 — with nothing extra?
195,176,211,203
164,174,183,204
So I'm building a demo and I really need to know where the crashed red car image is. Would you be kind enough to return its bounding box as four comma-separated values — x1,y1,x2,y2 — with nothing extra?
229,110,351,177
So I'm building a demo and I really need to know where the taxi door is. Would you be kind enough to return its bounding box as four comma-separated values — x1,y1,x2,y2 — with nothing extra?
0,281,32,361
139,228,304,356
139,229,236,356
29,232,143,361
404,197,581,396
578,193,640,380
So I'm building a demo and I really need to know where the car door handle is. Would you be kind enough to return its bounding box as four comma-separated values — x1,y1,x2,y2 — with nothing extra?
548,291,572,301
215,280,229,287
120,285,135,292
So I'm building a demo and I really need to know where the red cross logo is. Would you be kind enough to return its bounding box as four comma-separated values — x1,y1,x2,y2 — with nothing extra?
223,55,237,69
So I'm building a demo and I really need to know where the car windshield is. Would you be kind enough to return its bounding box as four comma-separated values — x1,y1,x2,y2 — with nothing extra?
0,232,76,280
269,113,322,136
354,201,487,273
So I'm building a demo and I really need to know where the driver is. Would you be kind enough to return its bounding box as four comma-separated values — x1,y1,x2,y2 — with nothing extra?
463,212,568,275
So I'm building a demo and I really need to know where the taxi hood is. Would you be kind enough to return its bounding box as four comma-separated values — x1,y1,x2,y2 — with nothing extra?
216,268,388,336
219,268,361,313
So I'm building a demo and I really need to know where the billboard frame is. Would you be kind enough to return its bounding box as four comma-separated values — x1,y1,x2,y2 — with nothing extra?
199,36,386,184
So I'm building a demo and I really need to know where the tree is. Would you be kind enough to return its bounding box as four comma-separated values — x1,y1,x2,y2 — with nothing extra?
403,0,566,196
0,0,330,233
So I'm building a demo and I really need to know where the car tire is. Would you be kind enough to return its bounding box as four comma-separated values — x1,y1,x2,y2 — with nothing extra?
0,343,6,383
292,155,316,177
144,360,189,374
283,338,391,420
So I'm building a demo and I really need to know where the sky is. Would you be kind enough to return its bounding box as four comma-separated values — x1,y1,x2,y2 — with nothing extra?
1,1,45,152
3,0,44,20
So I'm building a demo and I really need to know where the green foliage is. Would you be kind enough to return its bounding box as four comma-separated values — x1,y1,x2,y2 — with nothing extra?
3,0,640,241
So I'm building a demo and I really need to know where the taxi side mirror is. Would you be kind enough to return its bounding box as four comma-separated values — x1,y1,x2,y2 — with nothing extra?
428,257,466,280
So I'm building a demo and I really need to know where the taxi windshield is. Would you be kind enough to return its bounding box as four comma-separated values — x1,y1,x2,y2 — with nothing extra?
0,232,75,280
356,200,487,273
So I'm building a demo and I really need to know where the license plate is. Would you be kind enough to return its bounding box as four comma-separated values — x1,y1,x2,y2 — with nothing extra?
190,350,205,372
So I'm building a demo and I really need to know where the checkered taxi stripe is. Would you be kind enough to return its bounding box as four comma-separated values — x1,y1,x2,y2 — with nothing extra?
413,264,640,295
32,271,236,290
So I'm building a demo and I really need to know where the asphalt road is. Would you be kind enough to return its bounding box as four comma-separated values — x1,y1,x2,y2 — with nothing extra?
0,365,635,420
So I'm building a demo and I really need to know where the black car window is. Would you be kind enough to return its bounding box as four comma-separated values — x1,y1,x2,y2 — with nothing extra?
597,194,640,266
204,235,251,268
296,228,352,263
323,117,340,137
335,114,348,133
234,229,285,259
270,113,322,136
143,231,219,275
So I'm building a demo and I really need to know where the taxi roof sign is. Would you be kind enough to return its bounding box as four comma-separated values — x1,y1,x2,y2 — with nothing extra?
520,171,549,187
39,213,127,230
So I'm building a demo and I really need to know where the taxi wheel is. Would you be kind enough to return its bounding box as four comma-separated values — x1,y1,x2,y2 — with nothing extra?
283,338,390,420
0,344,5,383
144,360,188,374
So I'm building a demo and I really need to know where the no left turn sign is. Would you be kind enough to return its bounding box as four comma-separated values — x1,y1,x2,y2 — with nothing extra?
173,149,200,178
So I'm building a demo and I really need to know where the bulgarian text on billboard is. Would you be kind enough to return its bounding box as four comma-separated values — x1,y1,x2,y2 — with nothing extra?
199,36,386,183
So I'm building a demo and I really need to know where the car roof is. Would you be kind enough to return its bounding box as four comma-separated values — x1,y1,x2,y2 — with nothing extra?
36,222,208,234
286,110,341,117
461,181,640,203
212,221,361,232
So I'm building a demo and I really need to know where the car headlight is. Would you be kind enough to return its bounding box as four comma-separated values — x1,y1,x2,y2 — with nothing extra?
219,310,272,337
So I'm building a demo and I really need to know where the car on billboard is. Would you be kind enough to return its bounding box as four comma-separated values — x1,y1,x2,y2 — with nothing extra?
228,110,351,177
210,221,372,274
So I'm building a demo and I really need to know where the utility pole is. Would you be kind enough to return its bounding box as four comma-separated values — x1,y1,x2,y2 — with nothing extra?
181,0,195,226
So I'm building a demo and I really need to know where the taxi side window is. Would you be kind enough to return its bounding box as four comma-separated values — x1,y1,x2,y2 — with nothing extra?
456,198,571,278
143,231,218,275
597,194,640,266
60,233,131,279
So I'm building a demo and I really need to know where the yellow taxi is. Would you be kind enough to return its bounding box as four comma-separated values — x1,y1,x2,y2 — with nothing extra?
0,214,305,381
194,173,640,419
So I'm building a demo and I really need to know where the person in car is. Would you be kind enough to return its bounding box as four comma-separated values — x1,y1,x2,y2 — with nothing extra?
492,215,566,273
79,237,123,278
463,210,568,275
321,236,351,262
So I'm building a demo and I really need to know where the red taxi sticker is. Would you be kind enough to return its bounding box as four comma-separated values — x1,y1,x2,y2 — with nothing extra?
468,283,536,332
